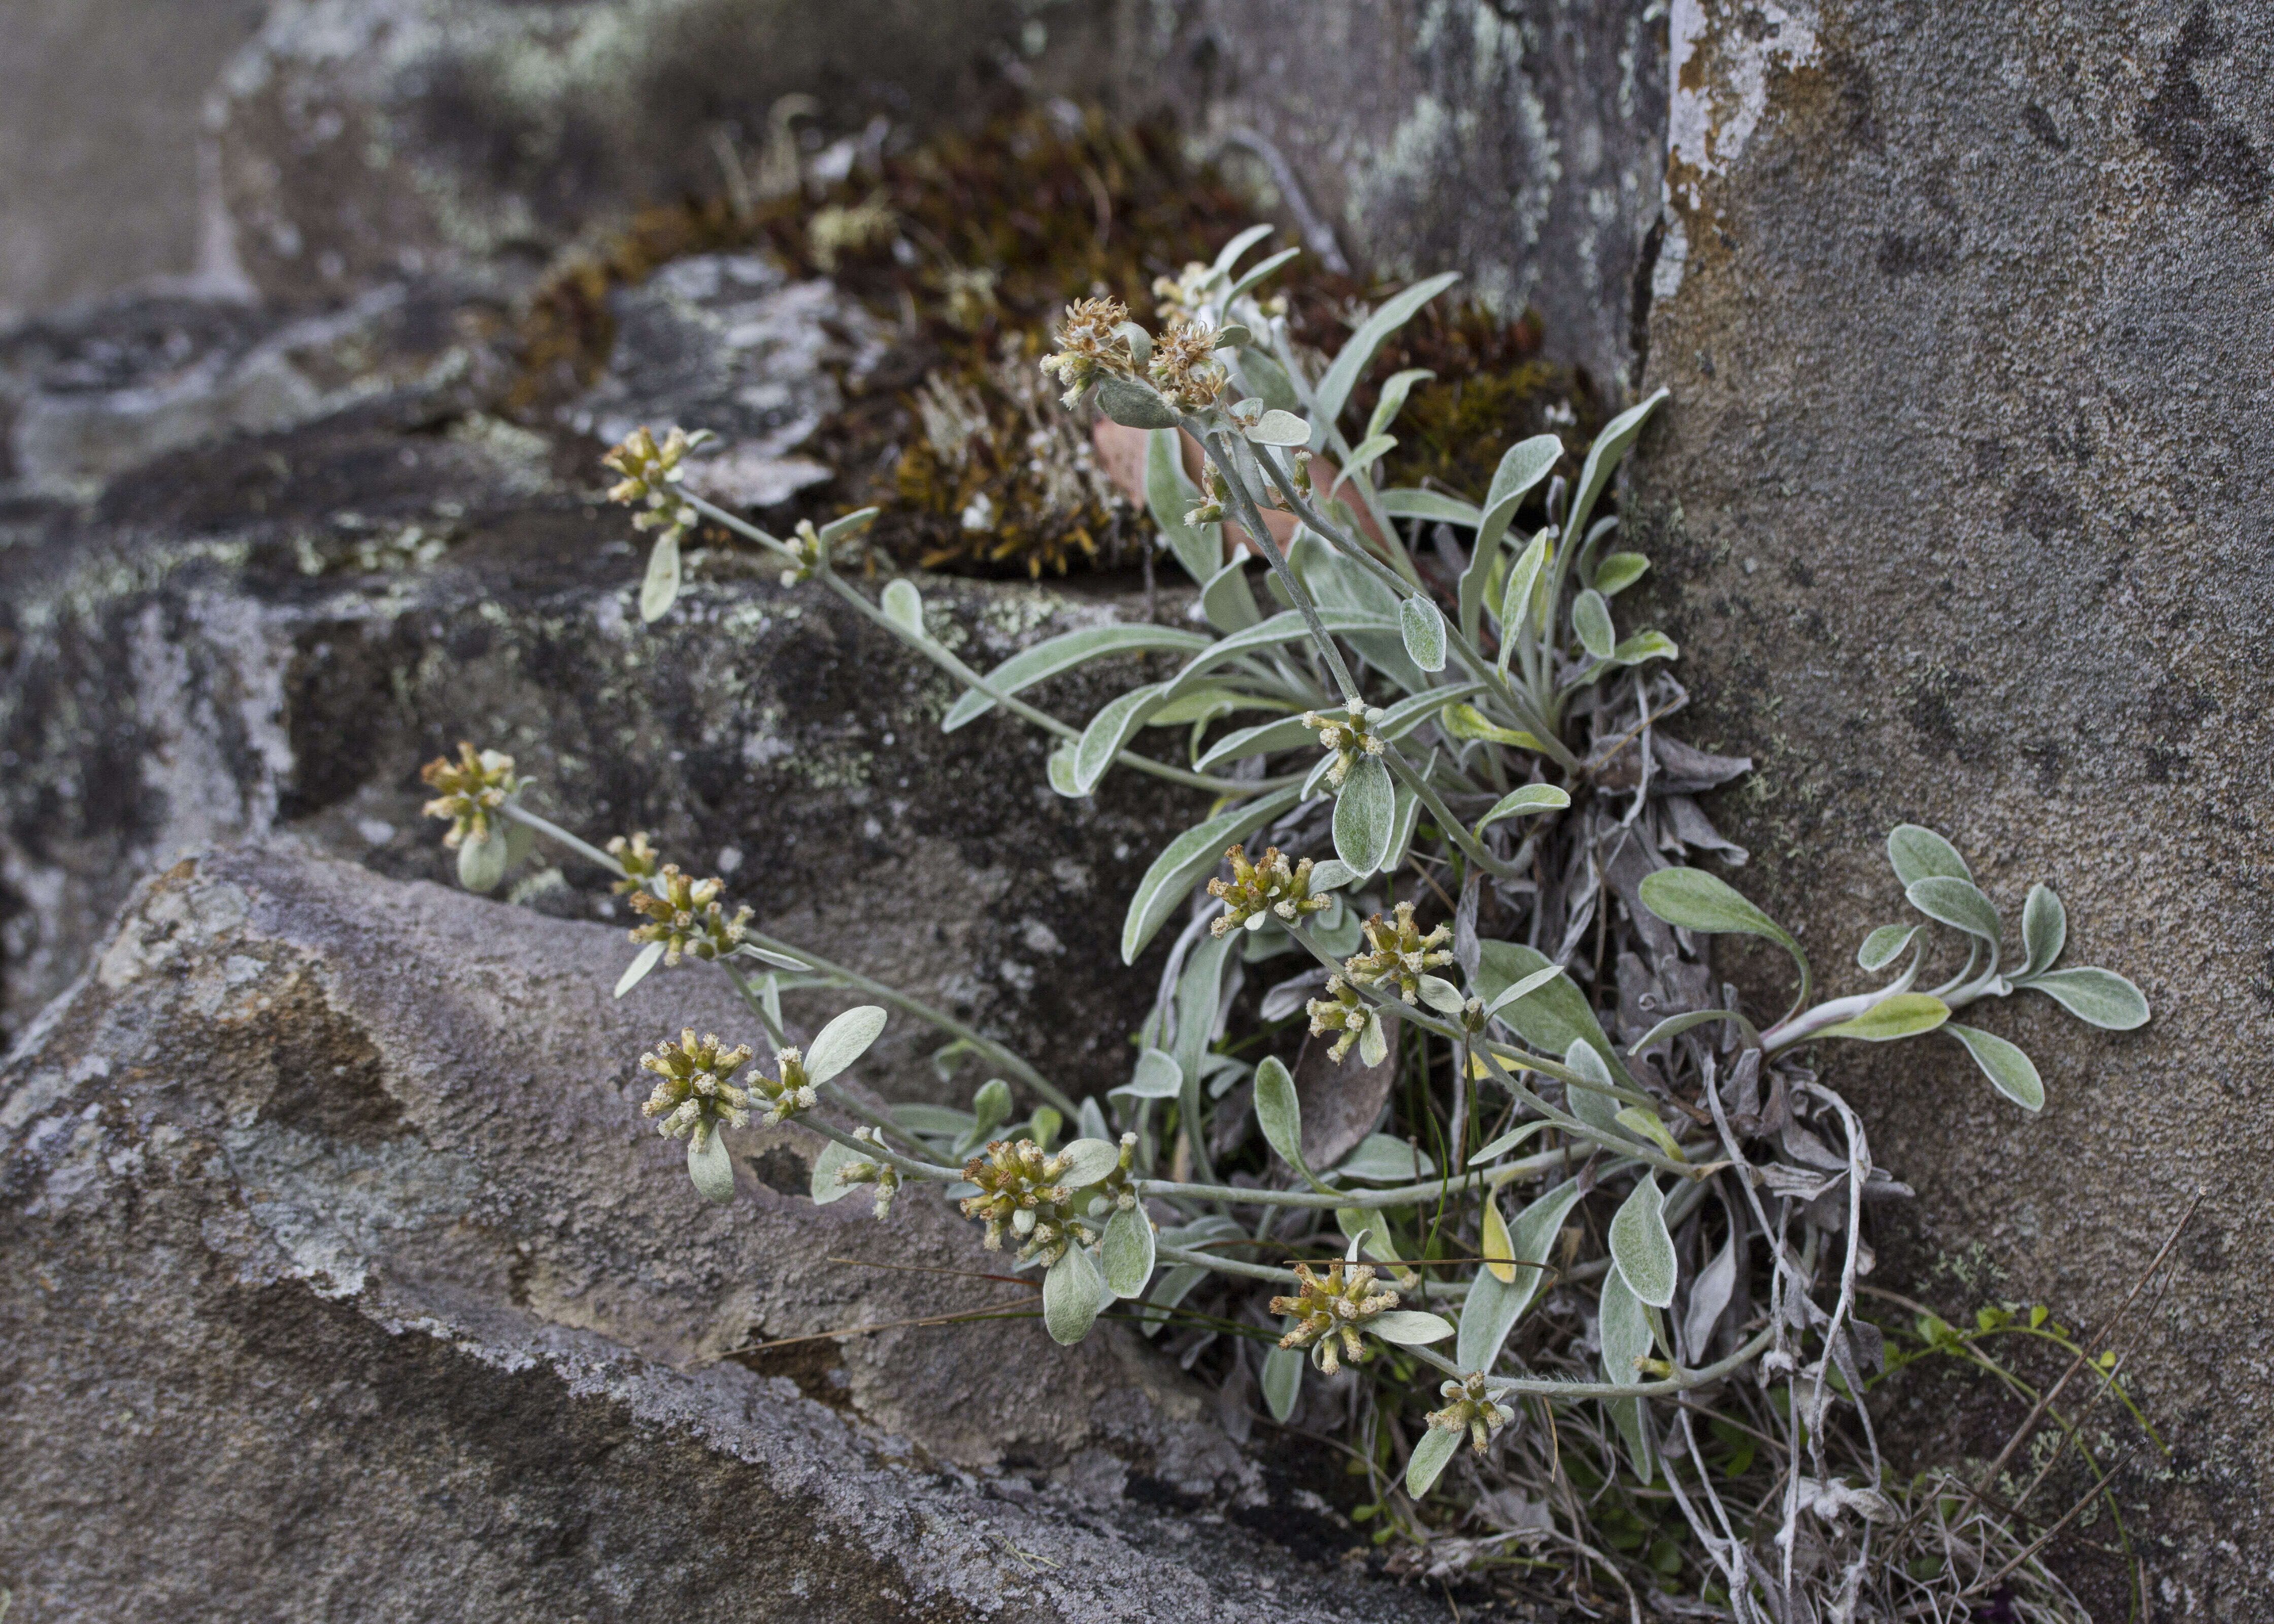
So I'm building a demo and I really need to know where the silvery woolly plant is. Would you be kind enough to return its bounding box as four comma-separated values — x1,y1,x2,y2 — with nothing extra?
425,231,2149,1621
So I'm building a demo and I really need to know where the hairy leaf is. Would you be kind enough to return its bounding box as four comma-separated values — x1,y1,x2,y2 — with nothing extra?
1043,1244,1106,1345
1593,552,1651,595
1057,1137,1123,1189
882,578,927,639
1609,1177,1678,1308
1565,387,1669,545
640,532,682,623
1474,940,1631,1088
1093,374,1180,429
1405,1425,1462,1498
1312,272,1461,438
458,830,510,893
1262,1334,1304,1420
1365,368,1435,439
1072,683,1169,795
944,625,1214,732
1199,559,1261,633
687,1129,736,1204
1113,1047,1185,1100
1475,783,1569,836
1101,1205,1157,1297
1458,1177,1582,1372
613,940,665,998
1818,992,1950,1041
1638,868,1808,993
1944,1022,2045,1110
1254,1055,1311,1180
1399,597,1448,672
1372,1310,1456,1346
1329,1134,1436,1184
1333,754,1396,875
1888,823,1972,887
1147,428,1222,584
2026,967,2150,1030
1572,588,1616,659
2022,884,2067,975
1907,875,2003,948
809,1139,863,1205
1380,489,1482,526
1856,924,1921,971
1598,1267,1658,1483
1477,434,1564,555
805,1005,888,1084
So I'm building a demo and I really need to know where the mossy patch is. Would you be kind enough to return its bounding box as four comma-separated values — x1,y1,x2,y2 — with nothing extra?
512,100,1591,579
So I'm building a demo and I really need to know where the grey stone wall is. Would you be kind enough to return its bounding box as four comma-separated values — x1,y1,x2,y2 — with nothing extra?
1634,2,2273,1608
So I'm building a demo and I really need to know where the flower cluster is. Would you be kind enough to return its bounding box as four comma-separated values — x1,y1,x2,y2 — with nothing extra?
626,865,752,965
1345,901,1455,1006
748,1047,817,1124
1151,261,1214,321
1208,844,1331,937
1270,1260,1399,1375
1306,975,1387,1066
1037,297,1134,407
1426,1371,1517,1454
639,1030,754,1147
602,426,712,547
959,1138,1083,1263
1148,317,1225,409
607,831,665,895
1301,700,1388,790
419,742,522,849
833,1125,903,1219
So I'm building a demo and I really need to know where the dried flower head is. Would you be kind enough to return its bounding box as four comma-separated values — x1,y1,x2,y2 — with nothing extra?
639,1029,754,1147
748,1046,818,1125
1270,1260,1400,1375
833,1125,904,1220
1301,699,1388,790
626,864,752,966
1427,1371,1517,1454
602,426,712,546
1038,296,1132,407
958,1137,1085,1263
1306,975,1386,1066
1151,260,1214,321
607,831,665,896
1345,901,1455,1006
419,742,521,849
1208,844,1330,937
1148,318,1225,409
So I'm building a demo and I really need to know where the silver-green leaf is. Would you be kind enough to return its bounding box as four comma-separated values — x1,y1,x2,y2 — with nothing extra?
1072,683,1169,795
1944,1023,2045,1111
2026,967,2150,1030
1253,1055,1310,1180
881,578,927,639
1609,1176,1677,1309
1856,924,1920,971
640,531,681,623
1262,1332,1304,1421
1043,1244,1107,1345
804,1005,888,1085
1312,272,1461,437
809,1139,864,1204
944,624,1210,731
1405,1425,1462,1498
1093,374,1180,430
1637,868,1808,989
1457,1176,1582,1372
1370,1310,1455,1346
1112,1046,1185,1100
1887,823,1972,887
1101,1205,1157,1298
457,829,510,894
2022,884,2066,975
1056,1137,1123,1189
687,1129,735,1204
1332,753,1396,875
1399,597,1448,672
1475,783,1569,836
1244,408,1310,446
613,940,665,998
1572,589,1616,659
1907,875,2003,948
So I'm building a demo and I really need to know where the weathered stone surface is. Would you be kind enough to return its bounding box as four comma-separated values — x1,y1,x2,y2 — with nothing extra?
0,278,510,500
1633,1,2274,1607
0,0,266,322
0,420,1207,1103
1121,0,1668,392
208,0,1114,306
0,844,1440,1621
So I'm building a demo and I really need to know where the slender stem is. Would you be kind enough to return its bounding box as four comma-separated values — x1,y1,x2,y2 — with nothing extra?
1194,424,1362,703
1380,746,1525,881
1138,1142,1596,1211
801,1116,963,1181
499,798,1079,1120
743,928,1079,1120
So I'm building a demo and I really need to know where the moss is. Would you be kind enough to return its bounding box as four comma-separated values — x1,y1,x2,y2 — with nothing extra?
512,100,1591,579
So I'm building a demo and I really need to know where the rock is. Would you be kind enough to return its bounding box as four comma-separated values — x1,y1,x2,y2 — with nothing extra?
207,0,1109,307
0,279,512,500
0,0,264,322
0,844,1442,1621
1634,1,2274,1602
1122,0,1669,391
0,399,1208,1102
568,252,887,511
